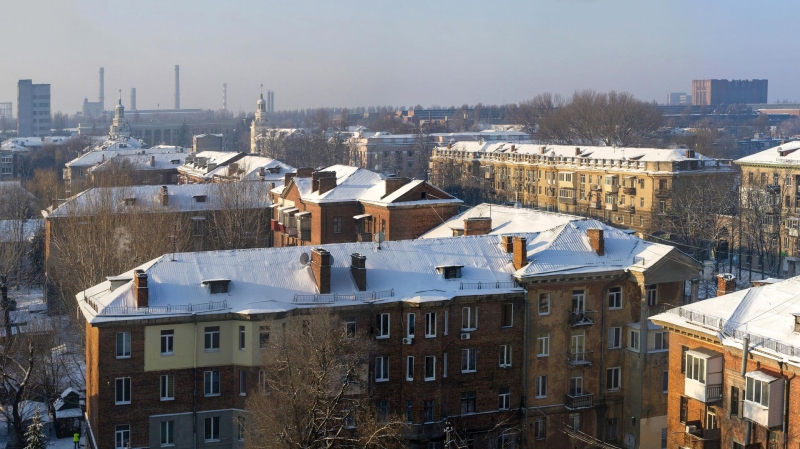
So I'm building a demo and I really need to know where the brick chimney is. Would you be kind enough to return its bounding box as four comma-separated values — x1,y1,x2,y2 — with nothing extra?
501,235,514,253
134,269,148,307
384,177,409,198
539,146,547,154
463,217,492,236
159,186,169,206
296,167,314,178
312,171,337,194
716,273,736,297
150,155,156,167
587,229,604,256
284,173,297,185
513,237,527,270
575,147,581,156
510,144,516,152
350,253,367,291
311,248,332,294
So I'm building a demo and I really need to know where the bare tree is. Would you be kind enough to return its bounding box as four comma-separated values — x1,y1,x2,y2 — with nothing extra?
246,309,407,449
507,93,563,136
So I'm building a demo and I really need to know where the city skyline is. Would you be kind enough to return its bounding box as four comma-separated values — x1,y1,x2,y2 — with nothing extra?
2,0,798,114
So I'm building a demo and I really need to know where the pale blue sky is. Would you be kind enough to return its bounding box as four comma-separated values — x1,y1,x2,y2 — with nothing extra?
2,0,796,114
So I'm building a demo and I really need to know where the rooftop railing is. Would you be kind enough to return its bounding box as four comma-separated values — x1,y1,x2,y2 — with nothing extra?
459,281,520,290
84,295,229,316
293,289,395,304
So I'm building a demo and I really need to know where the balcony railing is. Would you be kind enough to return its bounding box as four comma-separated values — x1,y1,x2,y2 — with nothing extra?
569,311,594,327
705,384,722,402
605,203,617,211
564,393,594,410
567,351,593,367
655,188,672,197
558,197,576,205
683,426,721,449
620,205,636,214
356,232,372,242
622,186,636,195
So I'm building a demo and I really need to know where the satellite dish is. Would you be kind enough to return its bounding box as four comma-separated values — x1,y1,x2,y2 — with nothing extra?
299,253,310,266
374,232,385,243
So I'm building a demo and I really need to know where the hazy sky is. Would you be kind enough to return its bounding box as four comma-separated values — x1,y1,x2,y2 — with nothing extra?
2,0,797,114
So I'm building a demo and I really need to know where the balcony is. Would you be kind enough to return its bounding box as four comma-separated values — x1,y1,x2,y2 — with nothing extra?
655,188,672,197
558,197,576,205
604,184,619,193
605,203,617,211
684,381,722,403
683,424,721,449
620,205,636,214
564,393,594,410
590,185,601,191
357,233,372,242
568,312,594,327
589,201,602,209
567,351,593,367
622,186,636,195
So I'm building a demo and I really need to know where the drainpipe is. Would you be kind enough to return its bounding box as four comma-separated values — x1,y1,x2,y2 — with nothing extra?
781,372,794,449
522,289,530,448
193,316,198,449
598,273,626,441
745,420,751,445
740,335,749,377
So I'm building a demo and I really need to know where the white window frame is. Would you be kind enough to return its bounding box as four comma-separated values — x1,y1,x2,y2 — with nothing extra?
538,293,550,315
160,330,174,356
424,355,436,381
204,416,220,442
425,312,437,337
239,325,246,350
406,356,414,381
407,313,415,338
115,425,130,449
443,352,448,378
204,370,220,396
204,326,220,352
461,348,477,373
608,327,622,349
651,331,669,352
608,287,622,310
628,328,641,352
376,313,390,339
375,356,389,382
534,375,547,398
160,420,174,447
571,290,585,314
115,377,131,405
443,310,448,335
498,387,511,410
536,334,550,357
499,344,512,368
534,417,546,440
570,376,584,396
745,376,769,407
160,375,174,401
606,367,621,391
239,370,247,396
116,332,131,359
461,306,478,331
686,353,706,384
646,284,658,306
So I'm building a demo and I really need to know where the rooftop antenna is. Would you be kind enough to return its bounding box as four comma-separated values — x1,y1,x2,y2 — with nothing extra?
260,84,264,99
118,89,122,105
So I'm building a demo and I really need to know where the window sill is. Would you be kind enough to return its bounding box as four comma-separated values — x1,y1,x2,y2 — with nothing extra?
648,349,669,354
115,402,130,405
536,354,548,358
161,352,174,357
240,393,247,397
424,377,435,382
204,394,221,397
500,325,513,329
375,379,389,383
204,440,220,443
160,398,175,401
500,364,512,368
608,307,622,311
425,335,436,339
116,356,131,360
607,388,620,392
534,395,547,400
460,328,476,333
461,370,476,374
204,349,220,353
161,444,175,447
375,335,389,340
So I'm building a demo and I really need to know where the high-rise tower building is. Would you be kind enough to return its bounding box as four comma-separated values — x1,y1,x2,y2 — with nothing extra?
17,79,50,137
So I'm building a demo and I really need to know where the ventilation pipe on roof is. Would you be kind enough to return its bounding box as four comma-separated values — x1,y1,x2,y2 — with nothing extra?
513,237,527,270
501,235,514,253
160,186,169,206
134,269,148,308
717,273,736,297
384,177,409,198
463,217,492,236
741,335,750,377
587,229,604,256
350,253,367,291
311,248,332,294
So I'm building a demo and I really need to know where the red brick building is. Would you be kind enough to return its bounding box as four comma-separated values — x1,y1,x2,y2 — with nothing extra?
651,274,800,449
271,165,462,246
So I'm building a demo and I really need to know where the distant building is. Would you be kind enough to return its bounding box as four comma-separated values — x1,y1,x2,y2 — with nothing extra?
193,134,224,153
0,102,12,122
17,80,51,137
82,68,105,119
692,79,768,106
666,92,692,106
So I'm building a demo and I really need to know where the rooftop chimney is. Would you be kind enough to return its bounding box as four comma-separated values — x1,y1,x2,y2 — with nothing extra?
174,65,180,110
350,253,367,291
296,168,314,178
311,248,332,294
513,237,528,270
463,217,492,236
587,228,604,256
717,273,736,297
575,147,581,156
501,235,514,253
150,155,156,167
134,269,148,307
284,173,297,185
510,144,516,152
539,146,547,155
160,185,169,206
384,177,409,198
312,171,337,194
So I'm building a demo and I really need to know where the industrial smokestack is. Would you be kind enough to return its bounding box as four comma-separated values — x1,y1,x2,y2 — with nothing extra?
130,88,136,111
99,67,105,111
174,65,180,110
223,83,227,111
268,90,274,113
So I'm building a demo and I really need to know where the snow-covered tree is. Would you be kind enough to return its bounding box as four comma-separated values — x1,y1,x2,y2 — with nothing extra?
23,407,48,449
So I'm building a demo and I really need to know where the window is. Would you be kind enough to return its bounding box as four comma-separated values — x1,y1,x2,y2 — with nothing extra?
237,416,245,442
443,310,448,335
376,313,390,338
628,328,640,351
538,293,550,315
558,188,574,198
204,371,220,396
239,325,246,350
640,197,645,207
499,344,512,367
460,391,476,415
662,370,668,393
651,331,669,351
534,375,547,398
116,332,131,358
405,401,413,423
204,416,220,442
333,216,343,234
570,377,584,396
461,306,477,330
160,330,174,355
259,325,270,348
608,287,622,309
406,313,415,337
501,303,513,327
423,400,435,423
115,377,131,404
686,353,706,383
160,421,174,446
745,376,769,407
568,413,581,431
607,418,619,441
606,367,621,391
204,326,220,351
376,400,389,421
424,356,436,381
646,284,657,306
533,417,546,440
160,375,174,401
240,370,247,396
730,386,739,417
608,327,622,349
443,352,448,378
425,312,437,337
406,356,414,381
571,290,585,314
536,334,549,357
258,370,269,395
498,387,510,410
115,425,130,449
441,266,462,279
681,346,688,373
376,356,389,382
679,396,688,423
706,408,717,430
461,348,476,373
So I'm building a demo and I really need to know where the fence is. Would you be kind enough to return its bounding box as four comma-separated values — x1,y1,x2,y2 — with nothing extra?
83,294,228,316
293,289,395,304
459,281,520,290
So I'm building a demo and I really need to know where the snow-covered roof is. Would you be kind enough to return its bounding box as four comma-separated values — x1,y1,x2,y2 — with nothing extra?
293,165,383,203
205,155,294,182
47,183,271,218
736,141,800,165
178,151,244,179
88,152,188,173
421,204,581,239
0,219,42,243
652,276,800,367
358,179,462,207
77,226,680,324
66,144,178,169
88,136,144,152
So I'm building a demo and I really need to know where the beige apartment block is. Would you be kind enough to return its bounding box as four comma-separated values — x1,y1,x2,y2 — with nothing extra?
430,142,736,235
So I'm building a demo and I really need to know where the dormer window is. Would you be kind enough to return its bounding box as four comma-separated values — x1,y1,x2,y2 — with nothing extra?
266,166,281,174
794,314,800,333
436,265,463,279
202,279,230,294
193,195,207,203
171,159,180,164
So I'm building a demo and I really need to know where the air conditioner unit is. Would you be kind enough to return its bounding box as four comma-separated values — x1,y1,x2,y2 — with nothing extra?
460,333,471,340
402,337,413,345
685,425,697,434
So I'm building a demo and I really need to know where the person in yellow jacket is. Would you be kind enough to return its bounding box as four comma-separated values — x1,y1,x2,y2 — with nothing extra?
73,432,80,449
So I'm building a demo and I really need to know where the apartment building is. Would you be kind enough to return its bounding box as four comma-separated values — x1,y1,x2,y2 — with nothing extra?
63,143,182,184
77,211,700,448
692,79,768,106
429,142,736,234
17,79,51,137
651,274,800,449
735,141,800,277
270,164,462,246
178,153,294,185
